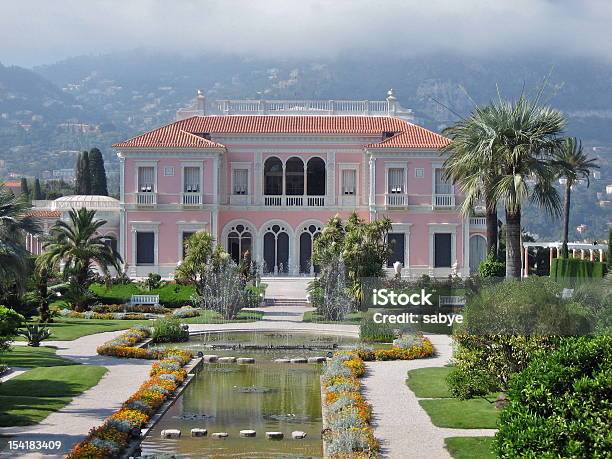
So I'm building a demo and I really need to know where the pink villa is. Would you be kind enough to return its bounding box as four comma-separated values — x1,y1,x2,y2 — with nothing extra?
30,91,490,278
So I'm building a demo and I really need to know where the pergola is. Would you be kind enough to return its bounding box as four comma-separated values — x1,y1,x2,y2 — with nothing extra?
522,241,608,277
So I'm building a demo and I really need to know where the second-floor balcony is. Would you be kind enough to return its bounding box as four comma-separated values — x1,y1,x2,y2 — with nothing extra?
181,192,202,207
433,194,455,207
469,216,487,228
264,195,327,207
137,192,157,207
385,193,408,207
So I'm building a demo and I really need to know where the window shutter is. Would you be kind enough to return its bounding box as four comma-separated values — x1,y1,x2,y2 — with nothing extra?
388,168,404,194
138,167,154,192
184,167,200,192
233,169,248,195
342,169,356,195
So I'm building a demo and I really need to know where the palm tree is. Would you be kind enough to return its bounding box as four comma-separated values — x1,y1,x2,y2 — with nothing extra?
552,137,598,258
0,183,40,294
443,105,501,257
40,208,121,311
484,96,566,278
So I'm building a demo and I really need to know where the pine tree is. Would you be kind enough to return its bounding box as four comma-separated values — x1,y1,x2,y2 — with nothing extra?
33,178,43,200
88,148,108,196
20,177,29,197
75,151,91,195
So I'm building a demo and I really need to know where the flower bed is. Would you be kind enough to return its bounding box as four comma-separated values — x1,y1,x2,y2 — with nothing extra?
67,348,193,458
96,326,162,359
58,309,151,320
322,351,380,458
353,335,435,361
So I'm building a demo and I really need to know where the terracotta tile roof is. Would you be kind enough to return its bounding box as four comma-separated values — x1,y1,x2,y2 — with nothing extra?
27,209,61,218
366,130,450,149
114,115,449,149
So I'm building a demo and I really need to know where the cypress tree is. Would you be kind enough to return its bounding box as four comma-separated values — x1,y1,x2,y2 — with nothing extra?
20,177,29,197
75,151,91,195
33,178,43,200
88,148,108,196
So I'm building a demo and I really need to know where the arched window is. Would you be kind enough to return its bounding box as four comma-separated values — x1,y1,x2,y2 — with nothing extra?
299,223,322,274
306,157,326,195
285,157,304,195
263,223,289,274
264,157,283,195
227,224,252,264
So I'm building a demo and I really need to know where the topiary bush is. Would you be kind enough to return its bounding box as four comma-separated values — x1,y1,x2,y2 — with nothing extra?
495,335,612,458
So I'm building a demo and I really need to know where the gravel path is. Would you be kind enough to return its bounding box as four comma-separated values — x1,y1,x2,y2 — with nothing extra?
0,331,152,458
361,334,497,459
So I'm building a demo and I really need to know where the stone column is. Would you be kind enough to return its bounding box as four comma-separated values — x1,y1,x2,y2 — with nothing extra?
524,246,529,277
590,249,594,261
368,154,375,210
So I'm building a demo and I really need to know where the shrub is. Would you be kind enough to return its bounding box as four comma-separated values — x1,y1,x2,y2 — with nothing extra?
359,319,395,343
144,273,162,290
478,251,505,278
0,306,25,352
172,306,200,318
151,317,189,343
495,336,612,458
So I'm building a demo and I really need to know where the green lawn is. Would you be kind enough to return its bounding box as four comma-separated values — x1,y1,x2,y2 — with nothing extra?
0,365,107,426
18,317,152,341
89,282,195,307
419,398,499,429
445,437,495,459
302,311,363,324
0,346,76,368
406,366,453,398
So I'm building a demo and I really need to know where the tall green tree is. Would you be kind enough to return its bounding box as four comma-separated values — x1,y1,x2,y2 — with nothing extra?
443,105,501,256
33,178,43,200
0,183,40,296
39,208,121,311
75,151,91,195
88,148,108,196
552,137,598,258
20,177,29,197
464,96,565,278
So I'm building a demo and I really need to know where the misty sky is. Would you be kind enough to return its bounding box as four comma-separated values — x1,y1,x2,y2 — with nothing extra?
1,0,612,67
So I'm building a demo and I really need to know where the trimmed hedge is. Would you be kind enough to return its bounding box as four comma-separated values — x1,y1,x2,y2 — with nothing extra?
89,283,195,308
550,258,607,283
495,336,612,458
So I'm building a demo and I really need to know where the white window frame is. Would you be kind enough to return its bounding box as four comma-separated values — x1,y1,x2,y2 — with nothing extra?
384,162,408,195
388,223,411,269
181,161,203,194
134,160,158,193
428,223,458,270
163,166,175,177
432,164,453,195
339,164,358,196
415,168,424,178
131,221,160,267
232,168,250,195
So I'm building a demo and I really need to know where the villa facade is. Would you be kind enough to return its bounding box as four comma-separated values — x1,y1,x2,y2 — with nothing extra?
110,92,488,278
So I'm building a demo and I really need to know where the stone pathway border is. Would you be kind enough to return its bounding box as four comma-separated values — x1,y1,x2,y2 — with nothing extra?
361,334,497,459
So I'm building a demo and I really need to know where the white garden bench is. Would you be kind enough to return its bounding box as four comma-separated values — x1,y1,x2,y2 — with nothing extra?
439,295,466,307
129,294,160,306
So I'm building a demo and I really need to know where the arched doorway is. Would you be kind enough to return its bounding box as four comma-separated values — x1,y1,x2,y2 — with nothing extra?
469,235,487,273
264,157,283,195
299,223,322,274
306,157,326,196
227,224,252,265
285,157,304,195
263,223,290,274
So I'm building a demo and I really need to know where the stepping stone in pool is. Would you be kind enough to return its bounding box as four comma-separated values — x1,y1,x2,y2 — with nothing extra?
161,429,181,439
240,430,257,437
236,357,255,364
191,428,207,437
292,431,307,439
266,432,284,440
203,355,218,362
274,358,290,363
211,432,229,439
290,358,307,363
307,356,326,363
218,357,237,363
